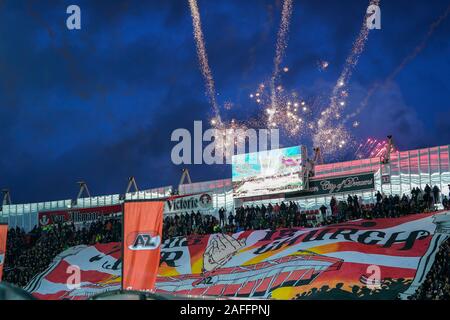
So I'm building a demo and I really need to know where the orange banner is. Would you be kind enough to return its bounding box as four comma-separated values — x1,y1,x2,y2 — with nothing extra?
0,224,7,282
122,201,164,291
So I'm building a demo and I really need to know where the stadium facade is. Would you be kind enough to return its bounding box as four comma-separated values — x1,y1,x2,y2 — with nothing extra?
1,144,449,232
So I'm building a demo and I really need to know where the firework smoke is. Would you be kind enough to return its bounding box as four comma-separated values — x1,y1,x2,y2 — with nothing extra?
313,0,379,155
188,0,222,124
268,0,294,125
319,0,380,127
344,3,450,123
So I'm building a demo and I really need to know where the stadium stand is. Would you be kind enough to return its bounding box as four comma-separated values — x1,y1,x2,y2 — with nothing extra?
4,217,121,287
407,238,449,300
3,187,449,301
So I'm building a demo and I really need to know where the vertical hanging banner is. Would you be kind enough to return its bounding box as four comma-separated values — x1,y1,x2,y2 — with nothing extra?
0,224,8,282
122,201,164,291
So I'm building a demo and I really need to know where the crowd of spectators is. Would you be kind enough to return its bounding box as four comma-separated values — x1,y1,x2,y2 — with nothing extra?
2,186,449,297
163,212,221,240
159,186,448,240
408,239,449,300
3,216,121,287
328,186,439,222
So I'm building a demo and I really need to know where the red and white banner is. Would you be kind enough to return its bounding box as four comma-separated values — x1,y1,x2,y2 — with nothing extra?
38,205,122,227
122,201,164,291
24,243,122,300
25,212,450,300
0,224,8,282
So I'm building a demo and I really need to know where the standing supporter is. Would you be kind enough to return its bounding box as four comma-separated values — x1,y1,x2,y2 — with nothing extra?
424,184,432,209
273,203,280,214
347,195,353,206
330,196,337,219
376,191,382,203
218,207,225,227
432,185,441,205
443,196,449,209
319,204,327,221
227,211,234,226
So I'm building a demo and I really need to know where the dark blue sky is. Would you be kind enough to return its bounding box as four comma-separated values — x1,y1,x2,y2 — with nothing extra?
1,0,449,203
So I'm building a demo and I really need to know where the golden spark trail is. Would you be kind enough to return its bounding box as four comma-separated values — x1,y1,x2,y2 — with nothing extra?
188,0,222,124
344,3,450,123
320,0,379,126
313,0,379,154
268,0,293,126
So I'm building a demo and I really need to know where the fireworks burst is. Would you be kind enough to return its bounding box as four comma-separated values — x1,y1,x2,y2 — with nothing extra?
249,79,314,138
354,138,395,159
344,3,450,123
312,125,351,155
186,0,393,162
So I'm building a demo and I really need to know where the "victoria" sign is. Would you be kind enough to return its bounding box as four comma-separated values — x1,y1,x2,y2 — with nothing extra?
165,193,213,214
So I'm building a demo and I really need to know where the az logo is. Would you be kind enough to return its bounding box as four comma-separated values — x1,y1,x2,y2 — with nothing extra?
128,232,161,251
40,215,50,226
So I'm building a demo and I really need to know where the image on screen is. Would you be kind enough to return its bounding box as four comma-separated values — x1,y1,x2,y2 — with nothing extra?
232,146,305,198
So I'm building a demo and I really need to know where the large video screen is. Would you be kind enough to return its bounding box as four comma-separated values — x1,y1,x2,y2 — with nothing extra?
232,146,305,198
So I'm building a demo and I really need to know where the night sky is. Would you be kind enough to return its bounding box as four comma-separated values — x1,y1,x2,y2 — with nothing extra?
1,0,449,203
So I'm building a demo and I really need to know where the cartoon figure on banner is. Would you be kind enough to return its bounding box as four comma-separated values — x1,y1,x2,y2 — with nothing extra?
203,233,246,272
157,232,343,298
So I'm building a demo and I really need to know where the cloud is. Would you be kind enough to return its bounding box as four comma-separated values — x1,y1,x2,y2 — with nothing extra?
345,81,428,150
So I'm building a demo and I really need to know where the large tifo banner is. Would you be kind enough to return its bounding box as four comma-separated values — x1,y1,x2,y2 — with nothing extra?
232,146,306,199
25,212,449,300
122,201,164,291
39,205,122,227
0,224,7,281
